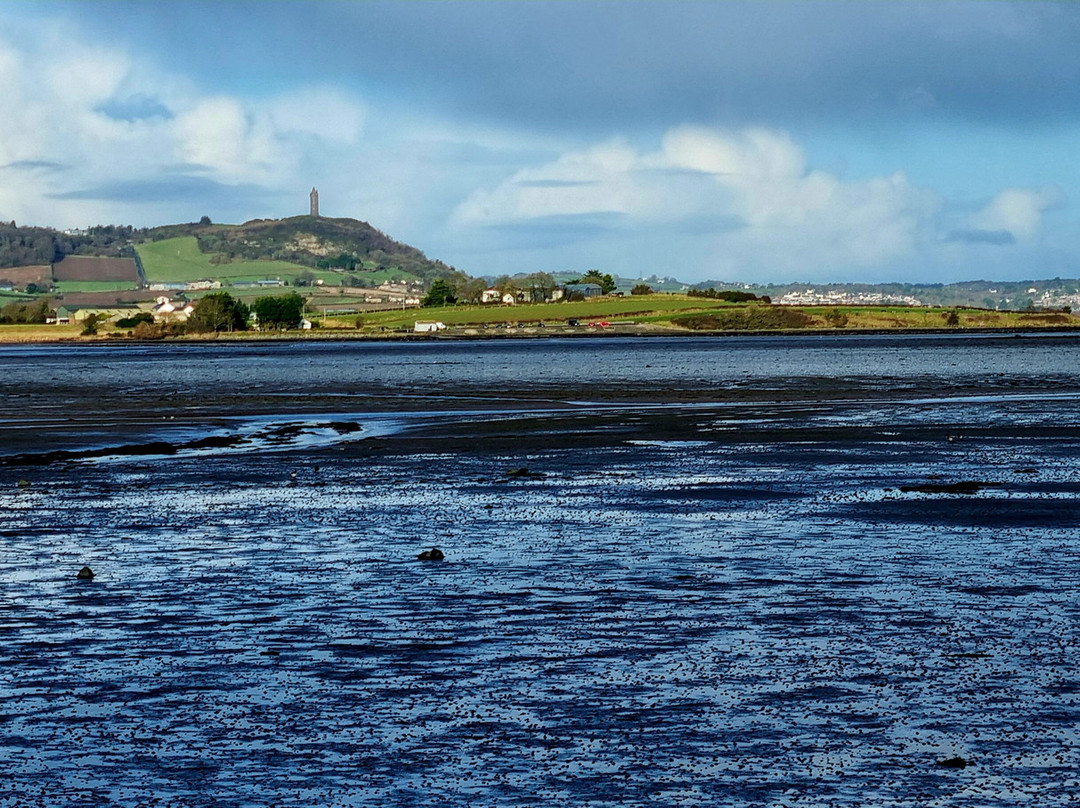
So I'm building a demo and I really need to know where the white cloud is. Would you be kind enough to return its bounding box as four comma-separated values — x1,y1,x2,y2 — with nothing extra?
454,125,940,276
967,185,1066,240
0,24,366,227
174,97,282,182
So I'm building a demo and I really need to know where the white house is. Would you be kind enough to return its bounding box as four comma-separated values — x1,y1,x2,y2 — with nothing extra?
152,296,195,322
501,292,517,305
481,288,502,304
414,321,447,333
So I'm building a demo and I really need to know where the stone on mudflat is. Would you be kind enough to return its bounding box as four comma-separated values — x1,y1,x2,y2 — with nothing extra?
76,566,95,580
936,756,968,769
417,547,445,561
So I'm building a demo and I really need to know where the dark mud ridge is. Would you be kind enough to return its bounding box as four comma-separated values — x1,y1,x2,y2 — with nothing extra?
0,420,363,467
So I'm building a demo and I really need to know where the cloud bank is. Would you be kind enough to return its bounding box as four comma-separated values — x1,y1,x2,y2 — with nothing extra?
0,3,1077,283
0,24,365,226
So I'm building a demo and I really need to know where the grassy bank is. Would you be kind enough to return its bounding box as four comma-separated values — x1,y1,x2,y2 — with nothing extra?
137,237,319,284
343,294,732,330
0,324,82,342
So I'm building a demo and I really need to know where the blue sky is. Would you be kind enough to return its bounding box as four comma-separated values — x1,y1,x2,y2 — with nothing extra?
1,1,1079,283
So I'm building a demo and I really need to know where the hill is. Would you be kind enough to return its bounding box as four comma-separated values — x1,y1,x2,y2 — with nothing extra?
144,215,464,285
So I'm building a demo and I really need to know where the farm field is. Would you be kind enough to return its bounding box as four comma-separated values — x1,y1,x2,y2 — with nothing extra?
137,237,322,284
347,294,733,330
798,305,1077,330
322,297,1080,334
54,281,141,294
0,323,81,342
139,237,424,290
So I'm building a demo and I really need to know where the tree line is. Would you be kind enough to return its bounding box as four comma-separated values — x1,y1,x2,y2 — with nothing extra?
183,291,306,333
687,288,772,304
0,223,138,268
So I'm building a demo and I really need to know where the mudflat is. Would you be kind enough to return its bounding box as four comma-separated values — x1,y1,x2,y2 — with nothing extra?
3,336,1080,806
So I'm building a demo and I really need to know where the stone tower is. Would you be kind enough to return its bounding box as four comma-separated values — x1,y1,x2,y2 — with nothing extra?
310,187,319,217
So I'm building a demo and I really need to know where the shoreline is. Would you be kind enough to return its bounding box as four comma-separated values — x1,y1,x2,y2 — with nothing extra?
3,322,1080,346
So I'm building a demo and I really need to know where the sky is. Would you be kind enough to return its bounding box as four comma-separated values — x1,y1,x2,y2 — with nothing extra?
1,1,1079,284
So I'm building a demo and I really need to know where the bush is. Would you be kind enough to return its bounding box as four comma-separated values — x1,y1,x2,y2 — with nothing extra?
823,308,849,328
673,307,814,331
133,321,168,340
631,284,653,296
116,312,154,329
687,288,765,303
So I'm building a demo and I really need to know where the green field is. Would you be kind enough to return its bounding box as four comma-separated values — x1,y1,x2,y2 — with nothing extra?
0,290,34,302
335,295,735,330
138,236,423,289
54,281,141,294
329,297,1080,333
346,267,420,285
138,237,326,284
797,305,1077,331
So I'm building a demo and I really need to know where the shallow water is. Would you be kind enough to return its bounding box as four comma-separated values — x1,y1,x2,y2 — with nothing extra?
3,337,1080,806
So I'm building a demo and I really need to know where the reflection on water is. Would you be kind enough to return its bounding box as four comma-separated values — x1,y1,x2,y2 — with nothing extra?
2,337,1080,806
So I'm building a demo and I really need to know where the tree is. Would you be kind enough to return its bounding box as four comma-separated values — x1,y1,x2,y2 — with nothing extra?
253,292,304,329
422,279,455,307
456,278,487,304
81,314,100,336
187,292,249,333
0,299,52,324
198,215,212,226
581,269,616,294
116,312,154,329
631,283,653,296
519,271,557,301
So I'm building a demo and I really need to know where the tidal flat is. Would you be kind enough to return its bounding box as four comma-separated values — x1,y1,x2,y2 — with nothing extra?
2,335,1080,807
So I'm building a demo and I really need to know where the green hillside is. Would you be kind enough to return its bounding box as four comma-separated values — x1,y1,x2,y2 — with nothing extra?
143,215,461,285
138,237,319,284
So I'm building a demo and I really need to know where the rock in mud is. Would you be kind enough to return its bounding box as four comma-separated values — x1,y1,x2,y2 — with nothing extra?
936,756,969,769
76,566,95,580
417,547,445,561
505,467,546,479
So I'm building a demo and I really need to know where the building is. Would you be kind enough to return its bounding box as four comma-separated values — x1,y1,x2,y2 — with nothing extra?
310,187,320,217
414,321,447,333
152,296,195,322
53,304,144,325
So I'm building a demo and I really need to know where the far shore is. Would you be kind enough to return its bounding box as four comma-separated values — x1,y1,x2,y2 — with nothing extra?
4,321,1080,345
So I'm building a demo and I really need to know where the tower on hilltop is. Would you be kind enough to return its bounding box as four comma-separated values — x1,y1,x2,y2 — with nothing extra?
310,187,320,217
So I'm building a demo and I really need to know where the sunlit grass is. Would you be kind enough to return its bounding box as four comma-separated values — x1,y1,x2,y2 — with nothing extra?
138,237,319,283
0,323,81,341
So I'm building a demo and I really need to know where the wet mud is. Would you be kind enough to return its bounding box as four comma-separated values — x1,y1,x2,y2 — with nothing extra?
3,337,1080,806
